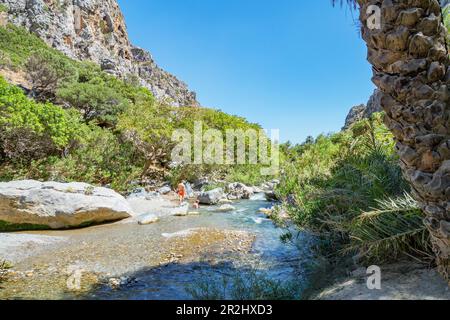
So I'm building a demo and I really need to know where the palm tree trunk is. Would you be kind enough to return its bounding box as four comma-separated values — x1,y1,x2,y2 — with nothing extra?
357,0,449,281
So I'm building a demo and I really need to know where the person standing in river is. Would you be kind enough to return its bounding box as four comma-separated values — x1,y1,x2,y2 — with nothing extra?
177,182,186,206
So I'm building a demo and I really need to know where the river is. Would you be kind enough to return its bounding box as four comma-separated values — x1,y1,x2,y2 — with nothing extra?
0,198,314,300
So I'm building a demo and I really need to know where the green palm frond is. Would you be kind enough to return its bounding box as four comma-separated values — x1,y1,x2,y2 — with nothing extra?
345,193,434,263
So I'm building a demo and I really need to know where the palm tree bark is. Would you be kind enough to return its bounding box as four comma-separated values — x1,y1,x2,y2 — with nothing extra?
357,0,449,281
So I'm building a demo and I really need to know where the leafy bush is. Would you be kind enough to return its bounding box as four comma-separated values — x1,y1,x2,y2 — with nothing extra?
26,49,78,101
0,76,80,146
0,25,74,69
0,127,57,162
57,81,128,126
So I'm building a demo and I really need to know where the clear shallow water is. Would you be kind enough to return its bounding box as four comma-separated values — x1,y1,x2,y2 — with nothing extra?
84,200,314,300
0,199,314,300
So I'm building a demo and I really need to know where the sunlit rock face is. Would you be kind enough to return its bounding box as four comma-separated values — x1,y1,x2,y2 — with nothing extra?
0,0,199,107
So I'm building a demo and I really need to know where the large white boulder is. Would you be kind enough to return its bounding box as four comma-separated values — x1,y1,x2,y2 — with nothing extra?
0,180,133,230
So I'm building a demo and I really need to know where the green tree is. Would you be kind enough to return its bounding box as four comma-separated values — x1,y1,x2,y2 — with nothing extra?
57,81,128,126
25,49,78,101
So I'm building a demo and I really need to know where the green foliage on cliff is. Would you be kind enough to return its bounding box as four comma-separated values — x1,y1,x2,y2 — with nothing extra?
0,24,67,69
276,114,432,263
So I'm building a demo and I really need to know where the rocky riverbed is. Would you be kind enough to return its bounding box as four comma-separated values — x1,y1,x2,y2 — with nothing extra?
0,193,312,300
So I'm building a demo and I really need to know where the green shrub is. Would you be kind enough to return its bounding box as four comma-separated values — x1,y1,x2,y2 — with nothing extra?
57,81,128,126
26,49,78,101
2,127,142,192
0,76,81,150
0,25,73,69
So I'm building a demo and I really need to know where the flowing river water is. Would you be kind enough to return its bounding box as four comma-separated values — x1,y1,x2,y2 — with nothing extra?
0,197,314,300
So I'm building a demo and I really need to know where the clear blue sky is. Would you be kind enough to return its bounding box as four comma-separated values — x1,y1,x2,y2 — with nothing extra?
117,0,375,143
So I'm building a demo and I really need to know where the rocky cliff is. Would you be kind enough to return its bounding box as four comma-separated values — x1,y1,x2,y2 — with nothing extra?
343,89,383,130
0,0,199,107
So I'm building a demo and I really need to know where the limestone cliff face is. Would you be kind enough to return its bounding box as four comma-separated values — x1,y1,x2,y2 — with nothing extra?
0,0,199,107
343,89,383,130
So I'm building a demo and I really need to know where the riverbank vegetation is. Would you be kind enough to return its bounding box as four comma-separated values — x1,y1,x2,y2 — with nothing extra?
276,114,433,266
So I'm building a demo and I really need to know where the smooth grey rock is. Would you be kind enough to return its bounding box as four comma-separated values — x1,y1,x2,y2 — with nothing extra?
0,180,133,230
227,182,254,200
198,188,224,205
218,198,233,204
215,204,236,213
172,203,189,216
138,214,159,225
158,186,172,195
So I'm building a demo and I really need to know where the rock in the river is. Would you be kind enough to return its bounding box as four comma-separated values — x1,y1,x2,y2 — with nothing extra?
259,207,274,216
198,188,224,205
215,204,236,213
172,203,189,216
158,186,172,195
227,182,254,200
137,214,159,225
0,180,133,230
265,191,279,202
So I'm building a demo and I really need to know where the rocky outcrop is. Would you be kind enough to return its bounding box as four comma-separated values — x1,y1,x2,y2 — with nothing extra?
227,182,254,200
0,0,199,107
0,180,133,230
198,188,224,205
343,89,383,129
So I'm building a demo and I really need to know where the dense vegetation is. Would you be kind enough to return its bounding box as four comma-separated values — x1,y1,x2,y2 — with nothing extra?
0,25,266,191
276,114,433,265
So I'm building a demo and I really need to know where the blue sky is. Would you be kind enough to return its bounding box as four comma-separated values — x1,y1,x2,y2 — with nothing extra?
117,0,375,143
